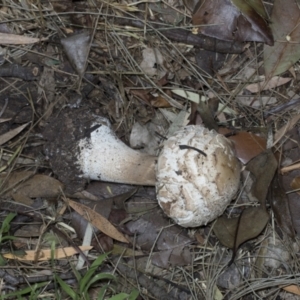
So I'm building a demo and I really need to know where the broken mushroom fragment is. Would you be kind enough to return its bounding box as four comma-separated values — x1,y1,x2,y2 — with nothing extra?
44,109,240,227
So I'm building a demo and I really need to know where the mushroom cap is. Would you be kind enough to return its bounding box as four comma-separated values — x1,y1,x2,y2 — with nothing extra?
156,126,240,227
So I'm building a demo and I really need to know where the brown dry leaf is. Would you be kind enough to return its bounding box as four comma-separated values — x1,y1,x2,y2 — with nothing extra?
245,76,292,93
264,0,300,77
150,95,172,108
71,188,135,239
213,207,269,250
0,33,45,45
273,114,300,146
192,0,273,45
214,149,276,251
68,199,129,243
291,176,300,192
219,129,266,164
213,215,238,249
1,171,64,199
234,207,269,251
0,122,30,146
271,175,295,238
3,246,92,261
3,172,64,199
282,285,300,296
246,149,278,206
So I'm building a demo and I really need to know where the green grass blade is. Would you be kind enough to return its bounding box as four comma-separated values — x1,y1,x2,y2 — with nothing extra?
82,273,116,294
106,293,130,300
1,213,16,230
128,289,139,300
79,253,108,293
96,285,109,300
1,282,48,299
55,275,78,300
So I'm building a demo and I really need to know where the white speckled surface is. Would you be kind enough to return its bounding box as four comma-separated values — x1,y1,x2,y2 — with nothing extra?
156,126,241,227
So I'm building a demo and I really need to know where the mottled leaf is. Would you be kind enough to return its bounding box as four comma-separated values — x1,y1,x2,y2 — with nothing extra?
192,0,273,45
264,0,300,77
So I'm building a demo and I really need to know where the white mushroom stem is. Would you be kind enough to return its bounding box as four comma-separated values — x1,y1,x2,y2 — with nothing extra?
77,117,156,186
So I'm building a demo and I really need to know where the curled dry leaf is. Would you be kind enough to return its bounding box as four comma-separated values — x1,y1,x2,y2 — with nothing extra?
192,0,273,45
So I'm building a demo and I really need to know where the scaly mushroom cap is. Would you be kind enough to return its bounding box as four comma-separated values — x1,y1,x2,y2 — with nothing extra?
156,126,240,227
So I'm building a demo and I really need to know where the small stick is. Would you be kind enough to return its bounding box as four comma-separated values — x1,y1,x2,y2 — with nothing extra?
179,144,207,156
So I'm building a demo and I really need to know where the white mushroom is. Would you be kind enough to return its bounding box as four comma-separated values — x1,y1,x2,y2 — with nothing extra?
44,110,240,227
156,126,240,227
